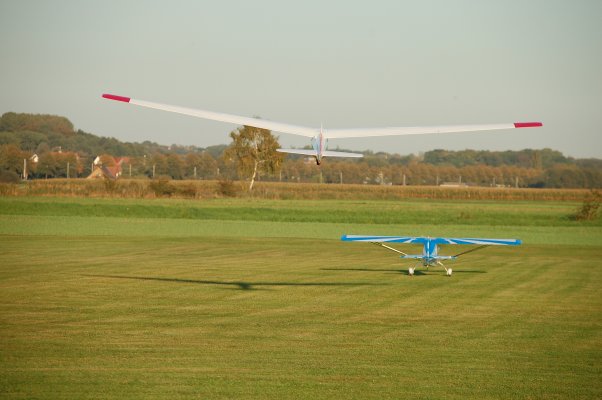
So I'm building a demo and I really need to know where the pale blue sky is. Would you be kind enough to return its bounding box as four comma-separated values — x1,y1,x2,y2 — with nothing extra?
1,0,601,157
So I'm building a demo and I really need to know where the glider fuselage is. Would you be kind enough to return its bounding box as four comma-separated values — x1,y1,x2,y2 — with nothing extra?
311,130,326,164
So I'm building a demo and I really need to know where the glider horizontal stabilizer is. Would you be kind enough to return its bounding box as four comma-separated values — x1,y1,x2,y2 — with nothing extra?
276,149,363,158
276,149,317,156
322,150,363,158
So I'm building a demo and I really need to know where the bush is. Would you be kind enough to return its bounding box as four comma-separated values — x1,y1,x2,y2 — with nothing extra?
571,190,601,221
149,179,176,197
0,170,20,183
217,179,238,197
103,178,118,194
0,183,18,195
175,183,198,199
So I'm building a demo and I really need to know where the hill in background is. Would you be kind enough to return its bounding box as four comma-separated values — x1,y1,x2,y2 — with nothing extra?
1,112,601,188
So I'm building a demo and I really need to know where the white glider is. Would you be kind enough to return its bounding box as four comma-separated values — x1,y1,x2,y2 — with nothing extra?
102,94,542,165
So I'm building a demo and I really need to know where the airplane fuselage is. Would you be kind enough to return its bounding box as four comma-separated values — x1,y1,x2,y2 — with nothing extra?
402,238,455,266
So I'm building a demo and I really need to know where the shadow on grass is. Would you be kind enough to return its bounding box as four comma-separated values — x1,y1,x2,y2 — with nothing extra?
322,268,486,276
82,274,386,291
322,267,402,273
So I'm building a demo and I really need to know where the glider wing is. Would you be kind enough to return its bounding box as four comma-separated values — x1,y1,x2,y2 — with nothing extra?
103,94,541,141
325,122,542,139
102,94,317,137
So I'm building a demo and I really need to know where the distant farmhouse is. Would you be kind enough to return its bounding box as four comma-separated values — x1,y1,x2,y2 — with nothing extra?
87,156,130,180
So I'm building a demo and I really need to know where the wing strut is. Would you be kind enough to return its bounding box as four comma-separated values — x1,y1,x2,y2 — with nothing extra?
373,242,408,256
452,245,489,257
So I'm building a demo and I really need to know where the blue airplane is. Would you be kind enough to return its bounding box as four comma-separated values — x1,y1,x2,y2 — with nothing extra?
341,235,521,276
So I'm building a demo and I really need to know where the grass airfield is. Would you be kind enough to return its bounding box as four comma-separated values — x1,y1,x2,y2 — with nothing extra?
0,196,601,399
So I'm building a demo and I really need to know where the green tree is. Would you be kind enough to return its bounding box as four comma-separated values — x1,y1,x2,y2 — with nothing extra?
56,152,81,178
37,152,59,178
0,144,26,176
166,153,184,179
184,152,218,179
224,125,283,190
0,112,75,135
150,153,168,178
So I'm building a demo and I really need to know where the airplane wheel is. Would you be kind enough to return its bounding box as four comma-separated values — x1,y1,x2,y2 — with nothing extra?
446,268,453,276
408,267,415,276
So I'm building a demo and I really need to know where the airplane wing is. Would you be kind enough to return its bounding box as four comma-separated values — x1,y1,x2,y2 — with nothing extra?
341,235,521,246
325,122,542,139
341,235,425,243
432,238,522,246
102,94,317,137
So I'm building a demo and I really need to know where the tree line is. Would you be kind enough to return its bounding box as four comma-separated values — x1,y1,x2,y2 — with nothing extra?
1,112,601,188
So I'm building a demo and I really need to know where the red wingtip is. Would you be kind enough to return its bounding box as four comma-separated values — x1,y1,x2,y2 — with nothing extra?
514,122,543,128
102,93,131,103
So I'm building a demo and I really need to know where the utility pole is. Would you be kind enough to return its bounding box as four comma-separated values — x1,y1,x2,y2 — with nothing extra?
152,164,156,178
194,166,197,179
129,164,132,177
403,174,406,186
23,158,27,180
67,162,70,179
339,171,343,184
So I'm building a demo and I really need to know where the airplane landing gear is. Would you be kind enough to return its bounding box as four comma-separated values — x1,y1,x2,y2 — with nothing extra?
437,261,453,277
